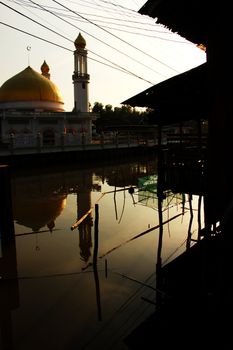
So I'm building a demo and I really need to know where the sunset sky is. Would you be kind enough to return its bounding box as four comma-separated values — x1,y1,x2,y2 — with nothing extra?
0,0,206,111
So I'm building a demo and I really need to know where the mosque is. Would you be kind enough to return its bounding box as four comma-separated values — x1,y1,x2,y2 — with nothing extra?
0,33,97,150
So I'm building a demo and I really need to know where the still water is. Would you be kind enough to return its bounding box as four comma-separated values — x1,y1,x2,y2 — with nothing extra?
1,155,203,350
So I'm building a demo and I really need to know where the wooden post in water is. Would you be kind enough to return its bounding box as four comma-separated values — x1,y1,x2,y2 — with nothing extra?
93,204,99,265
0,165,19,349
0,165,15,243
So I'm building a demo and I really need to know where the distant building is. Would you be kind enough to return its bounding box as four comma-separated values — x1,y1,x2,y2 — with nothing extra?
0,33,97,150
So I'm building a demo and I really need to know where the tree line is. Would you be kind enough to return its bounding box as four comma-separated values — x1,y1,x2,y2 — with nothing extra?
91,102,154,133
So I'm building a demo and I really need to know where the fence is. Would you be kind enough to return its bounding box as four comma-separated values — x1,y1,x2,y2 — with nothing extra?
0,131,158,155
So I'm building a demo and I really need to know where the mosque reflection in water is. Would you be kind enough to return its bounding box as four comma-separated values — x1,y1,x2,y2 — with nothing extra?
0,155,204,350
11,167,96,267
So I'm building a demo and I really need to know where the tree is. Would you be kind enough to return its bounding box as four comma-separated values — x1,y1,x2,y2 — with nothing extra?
91,101,151,132
92,102,104,113
105,104,113,113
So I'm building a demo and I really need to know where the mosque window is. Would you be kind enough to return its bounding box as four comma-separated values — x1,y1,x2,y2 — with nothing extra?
82,82,86,89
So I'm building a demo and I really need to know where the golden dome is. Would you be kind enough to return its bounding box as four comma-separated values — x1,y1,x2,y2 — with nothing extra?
74,33,86,49
0,66,64,111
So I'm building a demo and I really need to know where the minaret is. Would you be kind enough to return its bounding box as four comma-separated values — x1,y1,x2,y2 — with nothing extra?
41,60,50,79
72,33,90,112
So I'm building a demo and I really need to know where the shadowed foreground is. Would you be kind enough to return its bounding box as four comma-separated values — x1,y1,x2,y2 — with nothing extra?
125,231,233,349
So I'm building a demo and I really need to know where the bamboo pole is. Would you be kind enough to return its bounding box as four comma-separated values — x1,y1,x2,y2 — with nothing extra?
99,211,186,259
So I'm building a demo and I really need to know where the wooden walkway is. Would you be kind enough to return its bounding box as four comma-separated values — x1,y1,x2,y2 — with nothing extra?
0,141,158,168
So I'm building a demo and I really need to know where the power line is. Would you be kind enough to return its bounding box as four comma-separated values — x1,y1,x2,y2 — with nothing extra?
96,0,140,14
65,0,139,17
1,2,74,44
24,0,168,78
9,0,190,43
1,0,189,85
93,24,193,43
1,1,159,81
10,0,72,36
88,49,155,84
52,0,179,74
7,0,173,31
0,21,72,51
0,21,155,84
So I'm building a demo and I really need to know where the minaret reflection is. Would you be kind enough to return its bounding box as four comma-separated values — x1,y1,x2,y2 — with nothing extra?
75,176,102,320
76,176,94,268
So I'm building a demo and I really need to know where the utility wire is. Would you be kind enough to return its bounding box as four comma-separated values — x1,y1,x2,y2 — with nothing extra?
1,0,186,82
1,1,157,82
7,0,175,32
52,0,179,74
25,0,168,78
0,21,72,52
95,24,193,43
10,0,71,36
94,0,139,14
9,0,190,43
65,0,137,16
1,2,74,44
0,21,155,84
9,0,192,45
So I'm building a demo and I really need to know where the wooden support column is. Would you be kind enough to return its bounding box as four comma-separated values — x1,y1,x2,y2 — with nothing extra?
0,165,19,350
205,10,233,233
0,165,15,243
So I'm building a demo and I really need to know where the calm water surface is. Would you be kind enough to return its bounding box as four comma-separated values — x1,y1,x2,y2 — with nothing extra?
1,155,204,349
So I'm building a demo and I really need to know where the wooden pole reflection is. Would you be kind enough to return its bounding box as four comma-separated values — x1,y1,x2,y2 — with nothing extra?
186,194,194,249
93,204,102,321
156,136,165,310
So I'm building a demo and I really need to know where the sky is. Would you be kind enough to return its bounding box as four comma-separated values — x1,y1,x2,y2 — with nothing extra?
0,0,206,111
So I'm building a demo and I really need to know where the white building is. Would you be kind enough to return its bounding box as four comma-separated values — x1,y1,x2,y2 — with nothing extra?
0,33,97,150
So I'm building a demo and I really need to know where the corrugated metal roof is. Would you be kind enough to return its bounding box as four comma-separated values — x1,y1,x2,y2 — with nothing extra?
138,0,208,46
122,63,208,124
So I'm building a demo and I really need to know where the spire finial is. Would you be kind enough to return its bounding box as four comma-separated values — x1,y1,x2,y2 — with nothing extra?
26,45,31,66
74,33,86,49
41,60,50,79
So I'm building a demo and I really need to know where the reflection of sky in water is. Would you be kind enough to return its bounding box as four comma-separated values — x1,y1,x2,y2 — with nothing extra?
4,160,205,349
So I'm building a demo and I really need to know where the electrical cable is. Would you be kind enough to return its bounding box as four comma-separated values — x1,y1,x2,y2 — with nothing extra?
52,0,180,74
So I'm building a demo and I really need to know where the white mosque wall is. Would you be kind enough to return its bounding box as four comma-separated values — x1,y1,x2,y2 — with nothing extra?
0,111,95,149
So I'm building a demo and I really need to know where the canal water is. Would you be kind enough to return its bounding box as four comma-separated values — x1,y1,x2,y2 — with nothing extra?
0,154,204,349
